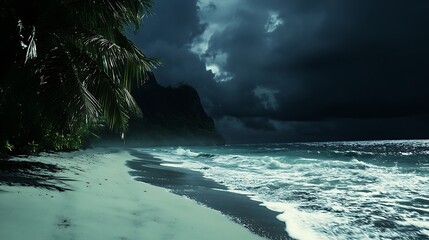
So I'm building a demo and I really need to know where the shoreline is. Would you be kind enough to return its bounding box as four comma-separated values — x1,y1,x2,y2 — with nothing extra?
127,149,290,240
0,148,265,240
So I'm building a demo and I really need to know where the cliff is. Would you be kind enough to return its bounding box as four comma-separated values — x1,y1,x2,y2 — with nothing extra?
123,73,225,146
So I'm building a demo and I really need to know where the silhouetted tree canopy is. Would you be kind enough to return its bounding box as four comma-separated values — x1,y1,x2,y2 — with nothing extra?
0,0,158,153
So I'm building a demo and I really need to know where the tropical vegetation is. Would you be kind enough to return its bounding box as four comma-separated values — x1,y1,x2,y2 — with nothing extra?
0,0,158,154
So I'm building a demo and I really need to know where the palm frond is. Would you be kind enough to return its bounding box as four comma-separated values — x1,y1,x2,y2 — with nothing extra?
77,31,159,89
35,41,102,130
65,43,142,131
24,26,37,63
18,0,157,132
65,0,153,31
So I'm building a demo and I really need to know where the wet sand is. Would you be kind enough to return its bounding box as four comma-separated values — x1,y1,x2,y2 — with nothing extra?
127,150,290,240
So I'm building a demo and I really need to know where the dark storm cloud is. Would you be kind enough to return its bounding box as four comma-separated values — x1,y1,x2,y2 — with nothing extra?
127,0,227,112
127,0,214,87
130,0,429,142
240,118,277,132
138,0,203,45
218,115,429,144
206,0,429,122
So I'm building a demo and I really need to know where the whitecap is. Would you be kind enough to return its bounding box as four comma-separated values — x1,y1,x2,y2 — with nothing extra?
262,202,333,240
266,159,284,169
174,147,199,157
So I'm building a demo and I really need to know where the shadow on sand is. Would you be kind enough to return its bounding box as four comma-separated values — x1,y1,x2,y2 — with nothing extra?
0,159,73,192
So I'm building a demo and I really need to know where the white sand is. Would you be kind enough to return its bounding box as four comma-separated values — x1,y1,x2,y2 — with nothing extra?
0,148,265,240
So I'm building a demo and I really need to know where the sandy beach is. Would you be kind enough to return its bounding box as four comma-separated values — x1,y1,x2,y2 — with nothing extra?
0,148,265,240
126,149,288,240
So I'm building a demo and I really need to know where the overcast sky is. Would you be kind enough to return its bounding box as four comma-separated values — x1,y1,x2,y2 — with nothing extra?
129,0,429,143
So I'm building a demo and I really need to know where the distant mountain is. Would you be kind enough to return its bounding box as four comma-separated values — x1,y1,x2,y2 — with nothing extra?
123,73,225,146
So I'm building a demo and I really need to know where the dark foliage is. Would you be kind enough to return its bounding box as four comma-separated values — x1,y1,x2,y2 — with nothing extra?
0,0,157,154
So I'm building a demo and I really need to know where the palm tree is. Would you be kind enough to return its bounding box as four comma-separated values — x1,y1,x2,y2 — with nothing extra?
3,0,158,135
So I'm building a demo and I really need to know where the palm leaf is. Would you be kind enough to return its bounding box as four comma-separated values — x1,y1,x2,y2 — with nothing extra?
76,31,159,89
24,27,37,63
65,0,153,31
65,42,143,131
16,0,158,133
35,38,102,130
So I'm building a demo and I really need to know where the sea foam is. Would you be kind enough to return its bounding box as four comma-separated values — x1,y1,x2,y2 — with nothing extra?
143,140,429,240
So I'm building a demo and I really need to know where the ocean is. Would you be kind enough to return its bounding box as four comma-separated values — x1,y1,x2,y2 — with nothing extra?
137,140,429,240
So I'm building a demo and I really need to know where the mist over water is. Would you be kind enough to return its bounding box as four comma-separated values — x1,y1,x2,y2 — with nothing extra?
141,140,429,240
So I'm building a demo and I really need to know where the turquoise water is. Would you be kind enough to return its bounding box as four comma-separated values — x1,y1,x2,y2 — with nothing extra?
141,140,429,239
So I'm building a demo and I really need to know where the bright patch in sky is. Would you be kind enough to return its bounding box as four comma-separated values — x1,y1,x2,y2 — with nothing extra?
190,0,237,82
206,64,220,75
206,63,233,82
265,11,284,33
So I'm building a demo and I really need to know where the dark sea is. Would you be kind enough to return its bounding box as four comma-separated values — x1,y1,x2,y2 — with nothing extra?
138,140,429,239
